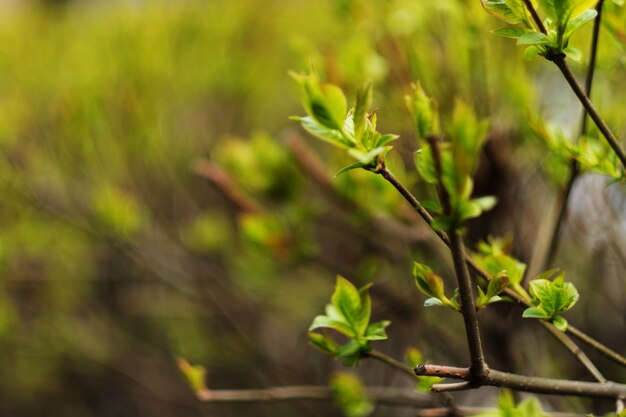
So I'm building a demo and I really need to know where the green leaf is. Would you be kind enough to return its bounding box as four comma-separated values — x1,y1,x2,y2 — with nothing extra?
332,276,363,328
330,373,374,417
309,314,355,338
177,358,207,393
414,144,439,184
552,315,568,331
517,32,550,45
308,331,339,355
417,376,442,392
563,46,582,62
413,263,446,300
522,306,551,318
564,8,597,40
405,82,440,140
297,116,353,149
524,45,542,59
421,199,443,214
336,162,367,176
424,297,444,307
375,133,400,148
404,347,424,366
481,0,528,24
491,27,531,38
336,339,364,359
348,146,390,165
431,215,454,231
292,72,348,131
354,82,373,145
487,271,510,297
364,320,391,340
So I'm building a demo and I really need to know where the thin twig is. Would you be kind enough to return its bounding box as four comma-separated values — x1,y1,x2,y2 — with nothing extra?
416,364,626,399
567,325,626,368
369,350,419,380
522,0,548,34
543,0,607,270
192,158,263,214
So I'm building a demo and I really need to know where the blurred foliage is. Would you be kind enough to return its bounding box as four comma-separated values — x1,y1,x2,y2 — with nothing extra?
0,0,624,416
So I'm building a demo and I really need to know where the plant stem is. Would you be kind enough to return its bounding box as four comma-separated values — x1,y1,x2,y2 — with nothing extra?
543,0,605,270
522,0,548,34
369,349,418,380
416,364,626,399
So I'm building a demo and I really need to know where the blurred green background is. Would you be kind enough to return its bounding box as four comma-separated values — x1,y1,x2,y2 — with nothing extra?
0,0,625,416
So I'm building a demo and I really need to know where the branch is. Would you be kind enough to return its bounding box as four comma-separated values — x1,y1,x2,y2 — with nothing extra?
192,158,263,214
567,325,626,369
522,0,548,34
416,364,626,399
368,349,420,380
195,384,436,408
449,231,488,378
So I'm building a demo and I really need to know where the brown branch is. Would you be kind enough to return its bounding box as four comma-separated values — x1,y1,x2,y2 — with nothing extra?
194,385,588,417
195,384,436,408
449,230,488,379
416,364,626,399
192,158,263,214
522,0,548,34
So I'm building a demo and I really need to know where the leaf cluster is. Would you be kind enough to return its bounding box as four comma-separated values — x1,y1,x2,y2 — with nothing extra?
413,261,509,311
291,72,398,174
522,269,579,331
309,277,390,366
482,0,601,61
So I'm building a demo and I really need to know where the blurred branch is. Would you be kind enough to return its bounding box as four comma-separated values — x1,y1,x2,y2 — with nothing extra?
195,384,436,408
416,364,626,399
192,157,263,214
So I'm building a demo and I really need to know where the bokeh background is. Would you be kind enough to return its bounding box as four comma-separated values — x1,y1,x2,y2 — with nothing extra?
0,0,625,416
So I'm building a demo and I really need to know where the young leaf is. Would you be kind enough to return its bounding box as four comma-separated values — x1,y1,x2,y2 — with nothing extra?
291,71,347,131
481,0,528,24
517,32,550,45
177,358,207,393
364,320,391,341
522,306,551,318
424,297,444,307
405,83,440,141
552,315,569,331
492,27,531,38
308,331,340,355
330,373,374,417
332,276,365,333
353,82,373,145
